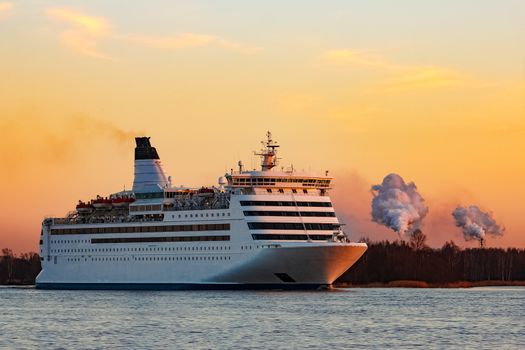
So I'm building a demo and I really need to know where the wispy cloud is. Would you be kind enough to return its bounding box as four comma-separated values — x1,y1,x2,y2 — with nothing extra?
375,67,464,92
322,48,466,92
46,7,261,60
120,33,261,54
0,2,14,19
47,8,110,35
46,8,114,60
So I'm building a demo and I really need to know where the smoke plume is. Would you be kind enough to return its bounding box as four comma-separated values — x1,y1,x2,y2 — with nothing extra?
371,173,428,238
452,205,504,242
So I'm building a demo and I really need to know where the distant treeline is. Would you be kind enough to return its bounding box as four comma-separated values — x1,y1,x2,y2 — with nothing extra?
2,240,525,285
338,239,525,284
0,249,41,284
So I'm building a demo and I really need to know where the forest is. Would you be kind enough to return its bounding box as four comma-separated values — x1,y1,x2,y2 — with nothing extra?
0,249,41,284
338,238,525,286
1,237,525,285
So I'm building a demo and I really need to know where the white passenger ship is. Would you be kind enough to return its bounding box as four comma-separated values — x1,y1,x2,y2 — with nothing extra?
36,133,367,289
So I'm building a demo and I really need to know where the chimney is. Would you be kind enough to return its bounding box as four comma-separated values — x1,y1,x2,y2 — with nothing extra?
132,137,169,193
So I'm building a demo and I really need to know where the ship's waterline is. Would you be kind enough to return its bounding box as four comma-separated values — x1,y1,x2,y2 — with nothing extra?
36,132,367,289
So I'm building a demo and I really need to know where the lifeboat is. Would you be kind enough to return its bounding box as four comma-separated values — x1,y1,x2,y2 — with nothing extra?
197,187,215,197
198,187,214,194
76,201,94,214
112,196,135,207
92,196,112,210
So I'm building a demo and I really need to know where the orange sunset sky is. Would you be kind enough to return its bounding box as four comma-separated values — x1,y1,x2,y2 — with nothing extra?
0,1,524,253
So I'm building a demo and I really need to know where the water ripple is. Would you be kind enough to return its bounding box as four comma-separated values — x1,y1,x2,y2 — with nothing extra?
0,287,523,349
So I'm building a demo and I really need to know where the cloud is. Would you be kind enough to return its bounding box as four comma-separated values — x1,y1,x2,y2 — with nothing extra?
46,7,114,60
120,33,261,54
321,48,465,92
0,2,13,18
375,67,464,92
46,8,110,35
46,7,261,60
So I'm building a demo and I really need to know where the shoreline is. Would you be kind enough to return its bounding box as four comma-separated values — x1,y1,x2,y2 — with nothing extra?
335,280,525,288
2,280,525,288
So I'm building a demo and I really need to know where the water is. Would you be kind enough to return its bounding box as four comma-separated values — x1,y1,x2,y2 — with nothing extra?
1,287,524,349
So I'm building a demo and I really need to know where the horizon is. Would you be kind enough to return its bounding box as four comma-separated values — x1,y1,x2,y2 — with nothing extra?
1,0,524,253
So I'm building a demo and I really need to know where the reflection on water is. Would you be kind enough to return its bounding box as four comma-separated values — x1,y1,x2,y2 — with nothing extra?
1,286,524,349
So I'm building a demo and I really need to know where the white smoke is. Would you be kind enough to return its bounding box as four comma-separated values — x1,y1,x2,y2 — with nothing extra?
371,173,429,238
452,205,504,242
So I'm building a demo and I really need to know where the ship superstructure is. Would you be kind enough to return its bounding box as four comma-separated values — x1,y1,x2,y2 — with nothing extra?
36,133,367,289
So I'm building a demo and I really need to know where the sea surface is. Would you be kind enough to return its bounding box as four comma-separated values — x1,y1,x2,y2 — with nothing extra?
1,286,524,349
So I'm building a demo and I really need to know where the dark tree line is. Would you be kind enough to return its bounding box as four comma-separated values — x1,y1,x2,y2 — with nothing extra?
338,239,525,284
0,249,41,284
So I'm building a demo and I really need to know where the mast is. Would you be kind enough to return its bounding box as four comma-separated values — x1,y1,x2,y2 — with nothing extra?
254,131,280,171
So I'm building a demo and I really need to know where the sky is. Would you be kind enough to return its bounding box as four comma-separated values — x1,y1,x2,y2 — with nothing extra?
0,0,524,253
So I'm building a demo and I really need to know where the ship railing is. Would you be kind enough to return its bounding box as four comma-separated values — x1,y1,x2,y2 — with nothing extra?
163,203,230,211
51,215,164,225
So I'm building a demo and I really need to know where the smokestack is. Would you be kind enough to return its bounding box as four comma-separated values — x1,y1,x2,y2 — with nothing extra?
371,173,428,239
452,205,504,247
132,137,169,193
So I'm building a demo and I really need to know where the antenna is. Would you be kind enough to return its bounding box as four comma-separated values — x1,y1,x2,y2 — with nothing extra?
254,131,280,171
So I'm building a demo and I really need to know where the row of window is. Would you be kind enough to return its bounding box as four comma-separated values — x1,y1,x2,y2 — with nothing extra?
130,204,162,212
247,222,340,230
51,224,230,235
135,192,164,199
266,189,309,194
243,211,335,217
66,256,232,262
252,234,332,241
171,212,230,218
231,177,330,187
51,239,90,244
91,235,231,244
52,245,230,254
240,201,332,207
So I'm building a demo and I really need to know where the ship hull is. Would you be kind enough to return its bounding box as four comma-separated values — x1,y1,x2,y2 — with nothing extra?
36,244,367,290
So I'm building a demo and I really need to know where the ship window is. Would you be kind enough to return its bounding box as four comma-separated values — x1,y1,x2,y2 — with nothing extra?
278,189,284,193
303,189,308,194
267,189,272,193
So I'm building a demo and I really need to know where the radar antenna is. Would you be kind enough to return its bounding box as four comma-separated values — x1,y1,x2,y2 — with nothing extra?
254,131,280,171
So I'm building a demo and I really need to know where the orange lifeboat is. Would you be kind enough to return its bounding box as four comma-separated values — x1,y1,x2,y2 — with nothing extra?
112,196,135,207
92,196,112,210
76,201,94,213
197,187,215,196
